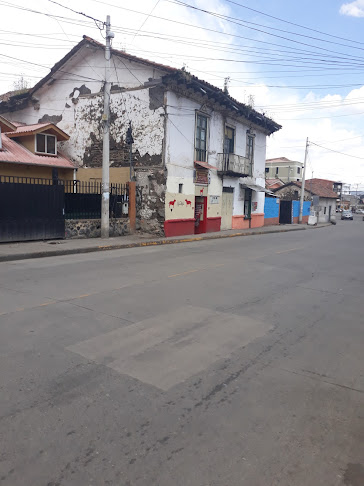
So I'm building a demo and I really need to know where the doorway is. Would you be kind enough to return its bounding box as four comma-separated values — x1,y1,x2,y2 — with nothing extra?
194,196,207,234
221,187,234,230
279,200,292,224
244,188,252,220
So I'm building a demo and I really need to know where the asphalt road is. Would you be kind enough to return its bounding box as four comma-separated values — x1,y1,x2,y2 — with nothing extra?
0,218,363,486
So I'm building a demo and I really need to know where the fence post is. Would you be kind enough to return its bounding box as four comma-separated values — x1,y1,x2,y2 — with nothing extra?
128,181,136,234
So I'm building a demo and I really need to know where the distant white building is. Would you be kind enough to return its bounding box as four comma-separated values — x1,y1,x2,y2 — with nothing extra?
266,157,303,183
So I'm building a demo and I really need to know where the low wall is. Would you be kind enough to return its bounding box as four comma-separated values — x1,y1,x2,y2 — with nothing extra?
164,218,195,237
293,215,309,224
65,218,130,239
251,213,264,228
264,196,280,225
292,200,311,218
232,215,250,230
206,217,221,233
264,217,279,226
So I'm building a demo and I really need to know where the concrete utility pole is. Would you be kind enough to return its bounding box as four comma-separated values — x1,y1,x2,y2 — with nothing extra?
101,15,114,238
299,137,309,224
126,121,134,181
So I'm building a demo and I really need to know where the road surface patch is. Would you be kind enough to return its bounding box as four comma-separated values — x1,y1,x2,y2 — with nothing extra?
67,306,271,391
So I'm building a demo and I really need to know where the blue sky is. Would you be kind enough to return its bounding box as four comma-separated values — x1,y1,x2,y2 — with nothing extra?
0,0,363,187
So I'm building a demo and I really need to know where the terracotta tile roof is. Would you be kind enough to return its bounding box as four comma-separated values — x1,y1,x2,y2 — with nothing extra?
266,157,291,162
6,122,70,141
276,180,338,199
6,123,50,134
0,36,281,134
83,36,179,73
266,157,301,164
0,88,31,102
10,121,26,127
266,178,284,188
0,134,75,169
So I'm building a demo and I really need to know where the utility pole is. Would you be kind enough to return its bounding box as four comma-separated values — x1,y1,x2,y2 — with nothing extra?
299,137,309,224
101,15,114,238
126,121,134,181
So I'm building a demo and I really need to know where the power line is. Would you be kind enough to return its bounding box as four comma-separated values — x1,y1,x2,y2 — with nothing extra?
0,53,102,83
224,0,364,47
309,142,364,160
130,0,161,45
313,135,363,144
87,1,364,62
47,0,104,26
169,0,364,55
278,111,364,121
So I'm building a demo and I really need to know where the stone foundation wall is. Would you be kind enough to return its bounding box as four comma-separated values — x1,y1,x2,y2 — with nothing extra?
65,218,130,239
136,168,166,236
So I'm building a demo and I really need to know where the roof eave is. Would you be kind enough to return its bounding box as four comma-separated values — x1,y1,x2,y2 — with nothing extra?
163,72,281,134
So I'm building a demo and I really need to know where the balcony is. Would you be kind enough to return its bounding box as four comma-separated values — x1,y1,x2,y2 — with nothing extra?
217,153,252,177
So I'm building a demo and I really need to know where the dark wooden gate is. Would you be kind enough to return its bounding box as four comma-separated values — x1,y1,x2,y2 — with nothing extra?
0,180,65,242
279,200,292,224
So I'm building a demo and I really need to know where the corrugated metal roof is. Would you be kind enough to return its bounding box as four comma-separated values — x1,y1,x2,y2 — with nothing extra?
0,134,75,169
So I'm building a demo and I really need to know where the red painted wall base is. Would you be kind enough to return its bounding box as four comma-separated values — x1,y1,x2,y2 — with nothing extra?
164,218,195,237
206,217,221,233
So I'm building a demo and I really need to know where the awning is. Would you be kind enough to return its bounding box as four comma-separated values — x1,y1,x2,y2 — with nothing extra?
239,180,274,195
195,161,218,170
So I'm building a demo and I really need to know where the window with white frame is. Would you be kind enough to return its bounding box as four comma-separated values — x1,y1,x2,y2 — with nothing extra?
36,133,57,155
195,113,208,162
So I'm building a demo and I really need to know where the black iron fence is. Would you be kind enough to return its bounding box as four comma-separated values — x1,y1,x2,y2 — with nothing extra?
62,180,129,219
0,175,129,220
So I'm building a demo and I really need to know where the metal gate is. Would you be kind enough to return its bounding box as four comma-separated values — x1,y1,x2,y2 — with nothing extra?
0,180,65,242
279,200,292,224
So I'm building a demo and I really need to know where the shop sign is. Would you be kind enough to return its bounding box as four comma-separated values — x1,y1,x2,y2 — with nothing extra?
195,168,209,185
210,195,219,204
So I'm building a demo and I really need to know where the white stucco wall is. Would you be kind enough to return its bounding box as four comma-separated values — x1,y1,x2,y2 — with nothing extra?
164,90,269,222
317,198,336,223
2,45,166,167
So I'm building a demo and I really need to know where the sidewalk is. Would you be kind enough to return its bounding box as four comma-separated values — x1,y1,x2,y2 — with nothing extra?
0,223,331,262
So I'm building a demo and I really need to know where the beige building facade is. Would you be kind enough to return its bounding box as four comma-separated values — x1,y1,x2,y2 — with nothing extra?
266,157,303,183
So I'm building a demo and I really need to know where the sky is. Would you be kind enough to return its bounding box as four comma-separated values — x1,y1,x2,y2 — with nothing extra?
1,0,364,189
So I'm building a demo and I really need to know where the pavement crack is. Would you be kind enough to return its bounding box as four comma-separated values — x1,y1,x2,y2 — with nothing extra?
280,368,364,394
296,285,342,295
65,301,135,324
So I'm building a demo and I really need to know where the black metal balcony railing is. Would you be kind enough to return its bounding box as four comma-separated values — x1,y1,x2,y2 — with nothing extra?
217,153,252,177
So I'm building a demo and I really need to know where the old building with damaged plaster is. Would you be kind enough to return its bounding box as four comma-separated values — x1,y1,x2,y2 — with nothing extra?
0,36,281,237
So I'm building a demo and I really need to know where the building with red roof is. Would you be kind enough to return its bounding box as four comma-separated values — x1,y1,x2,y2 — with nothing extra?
0,115,75,181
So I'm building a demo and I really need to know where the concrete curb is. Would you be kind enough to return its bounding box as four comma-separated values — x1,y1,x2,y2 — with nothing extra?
0,224,331,263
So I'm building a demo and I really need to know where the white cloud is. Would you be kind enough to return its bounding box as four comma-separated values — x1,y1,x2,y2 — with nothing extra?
340,0,364,17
